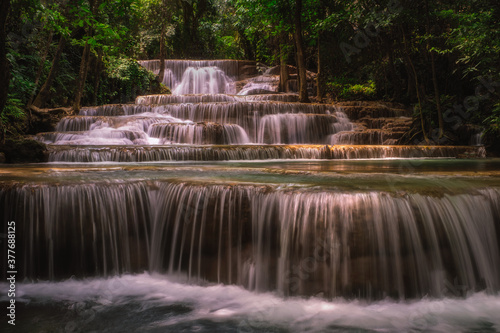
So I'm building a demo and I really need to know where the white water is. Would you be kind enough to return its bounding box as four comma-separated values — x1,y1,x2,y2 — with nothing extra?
138,59,239,92
39,101,353,145
326,110,357,144
257,113,335,144
148,122,250,144
238,82,277,95
2,273,499,332
173,66,236,95
39,113,187,145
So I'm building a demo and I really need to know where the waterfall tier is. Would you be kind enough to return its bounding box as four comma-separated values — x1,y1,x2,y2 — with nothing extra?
148,122,250,145
135,93,300,104
138,59,256,92
172,67,236,95
46,144,485,162
2,174,499,299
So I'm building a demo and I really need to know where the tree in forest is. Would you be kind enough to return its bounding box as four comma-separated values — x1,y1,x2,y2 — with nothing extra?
140,0,176,85
31,1,71,109
0,0,10,110
0,0,11,142
232,0,314,102
293,0,309,102
72,0,136,113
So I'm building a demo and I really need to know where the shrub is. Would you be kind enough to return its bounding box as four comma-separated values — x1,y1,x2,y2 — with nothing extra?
326,79,377,101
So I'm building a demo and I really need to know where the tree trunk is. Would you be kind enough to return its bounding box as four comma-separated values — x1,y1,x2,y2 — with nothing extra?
294,0,309,103
238,29,254,60
279,43,289,93
32,36,66,108
0,0,10,142
73,41,91,113
93,49,103,105
27,30,53,107
430,49,444,138
158,23,166,85
73,0,99,113
316,35,324,100
400,25,428,143
385,36,401,100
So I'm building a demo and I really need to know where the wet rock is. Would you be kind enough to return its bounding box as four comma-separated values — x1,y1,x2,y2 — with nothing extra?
341,106,410,120
240,88,279,95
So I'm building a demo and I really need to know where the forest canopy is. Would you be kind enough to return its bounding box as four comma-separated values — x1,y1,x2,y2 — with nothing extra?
0,0,499,146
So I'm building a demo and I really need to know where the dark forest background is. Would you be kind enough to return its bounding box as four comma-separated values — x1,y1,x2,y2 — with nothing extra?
0,0,499,146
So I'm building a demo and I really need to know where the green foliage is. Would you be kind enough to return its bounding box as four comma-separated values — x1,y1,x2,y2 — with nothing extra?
484,103,500,134
1,98,25,123
0,97,26,138
326,79,377,101
158,84,171,95
443,9,500,79
3,0,500,145
6,50,37,104
97,56,157,104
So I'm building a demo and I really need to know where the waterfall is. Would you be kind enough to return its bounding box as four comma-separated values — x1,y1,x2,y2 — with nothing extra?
38,114,185,145
238,74,280,95
257,114,336,144
2,181,499,299
1,58,499,331
148,122,250,144
138,60,240,92
46,145,486,162
470,130,484,146
172,67,236,95
326,110,357,144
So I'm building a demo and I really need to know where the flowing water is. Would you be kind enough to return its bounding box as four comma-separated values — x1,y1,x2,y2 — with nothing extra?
1,60,498,332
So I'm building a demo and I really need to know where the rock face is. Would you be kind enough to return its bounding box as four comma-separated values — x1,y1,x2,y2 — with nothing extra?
0,137,48,163
326,102,413,145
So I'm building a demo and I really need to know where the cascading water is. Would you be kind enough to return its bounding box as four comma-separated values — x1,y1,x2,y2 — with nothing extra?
1,59,498,332
172,67,236,95
138,60,241,94
470,130,484,146
2,177,499,299
148,122,250,145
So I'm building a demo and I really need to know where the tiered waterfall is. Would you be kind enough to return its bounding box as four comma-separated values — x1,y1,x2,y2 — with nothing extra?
1,59,499,332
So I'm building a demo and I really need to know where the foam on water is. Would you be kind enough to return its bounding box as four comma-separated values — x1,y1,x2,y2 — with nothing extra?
1,274,499,332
